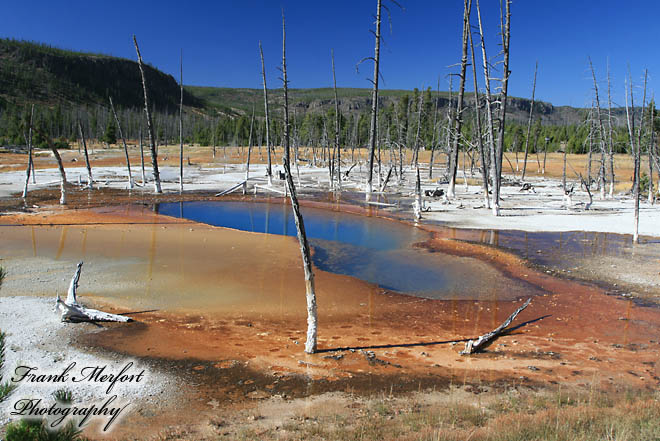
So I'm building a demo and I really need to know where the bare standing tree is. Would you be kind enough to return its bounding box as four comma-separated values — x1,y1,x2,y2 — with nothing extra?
491,0,512,216
78,120,93,189
332,49,341,190
179,48,184,193
606,62,616,198
365,0,382,196
281,11,318,354
476,0,498,212
428,77,440,179
244,103,255,194
139,125,146,185
467,23,489,208
133,35,162,194
259,41,274,186
33,128,68,204
625,72,641,243
588,57,608,200
22,104,34,198
109,96,134,189
521,61,538,181
447,0,472,199
648,103,655,204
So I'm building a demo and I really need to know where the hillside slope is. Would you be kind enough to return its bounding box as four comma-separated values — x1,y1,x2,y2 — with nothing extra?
0,39,202,111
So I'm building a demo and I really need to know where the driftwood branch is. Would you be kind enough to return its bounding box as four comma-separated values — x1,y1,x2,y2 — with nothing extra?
460,298,531,355
56,262,131,323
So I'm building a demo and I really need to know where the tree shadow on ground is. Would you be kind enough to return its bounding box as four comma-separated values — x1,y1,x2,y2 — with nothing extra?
317,314,551,354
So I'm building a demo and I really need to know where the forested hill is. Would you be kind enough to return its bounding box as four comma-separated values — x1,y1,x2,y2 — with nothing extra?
0,39,203,111
0,38,594,125
187,85,590,127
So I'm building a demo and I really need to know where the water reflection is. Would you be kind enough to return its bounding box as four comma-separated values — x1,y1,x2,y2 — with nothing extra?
156,201,534,301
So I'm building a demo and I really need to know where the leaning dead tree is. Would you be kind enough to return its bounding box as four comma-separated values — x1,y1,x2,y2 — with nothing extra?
56,262,131,323
365,0,382,196
22,104,34,198
77,120,93,189
460,298,531,354
109,96,134,189
259,41,274,186
447,0,472,199
521,61,538,181
33,127,68,204
281,11,318,354
133,35,162,194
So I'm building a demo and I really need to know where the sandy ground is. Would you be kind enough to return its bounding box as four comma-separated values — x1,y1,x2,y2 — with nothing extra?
1,147,660,439
0,297,180,436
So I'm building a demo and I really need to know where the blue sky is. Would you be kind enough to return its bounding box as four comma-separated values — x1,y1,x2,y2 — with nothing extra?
2,0,659,107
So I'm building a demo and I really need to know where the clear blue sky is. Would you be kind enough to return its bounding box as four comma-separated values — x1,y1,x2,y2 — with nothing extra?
2,0,659,107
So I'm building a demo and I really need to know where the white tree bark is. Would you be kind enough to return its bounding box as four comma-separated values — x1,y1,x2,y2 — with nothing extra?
460,298,531,355
109,97,134,189
133,35,162,194
282,11,318,354
78,120,93,189
22,104,34,198
56,262,131,323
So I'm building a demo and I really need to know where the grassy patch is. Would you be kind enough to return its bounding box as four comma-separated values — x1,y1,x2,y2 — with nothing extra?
215,388,660,441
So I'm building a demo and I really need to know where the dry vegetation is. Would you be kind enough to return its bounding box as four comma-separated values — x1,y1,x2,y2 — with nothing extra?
206,388,660,441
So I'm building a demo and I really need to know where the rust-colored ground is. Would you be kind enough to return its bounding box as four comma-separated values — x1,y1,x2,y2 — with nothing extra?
1,144,645,185
2,200,660,439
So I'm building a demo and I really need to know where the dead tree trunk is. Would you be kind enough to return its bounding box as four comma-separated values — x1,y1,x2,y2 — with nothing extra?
412,89,423,168
649,105,655,204
133,35,162,194
521,62,538,181
282,11,318,354
468,28,490,208
588,58,608,200
625,74,640,243
447,0,472,199
56,262,131,323
139,125,146,185
366,0,382,196
492,0,512,216
34,128,68,204
606,63,616,198
476,0,498,212
460,298,531,354
413,165,423,220
109,97,134,189
428,78,440,179
22,104,34,198
179,49,184,193
332,49,342,190
259,41,273,186
244,104,255,194
78,120,93,189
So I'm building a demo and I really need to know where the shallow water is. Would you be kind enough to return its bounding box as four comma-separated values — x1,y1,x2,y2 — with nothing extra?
0,203,539,315
156,201,535,300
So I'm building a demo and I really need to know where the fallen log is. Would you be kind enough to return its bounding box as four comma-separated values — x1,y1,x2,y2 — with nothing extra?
215,181,247,197
55,262,131,323
460,298,531,355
